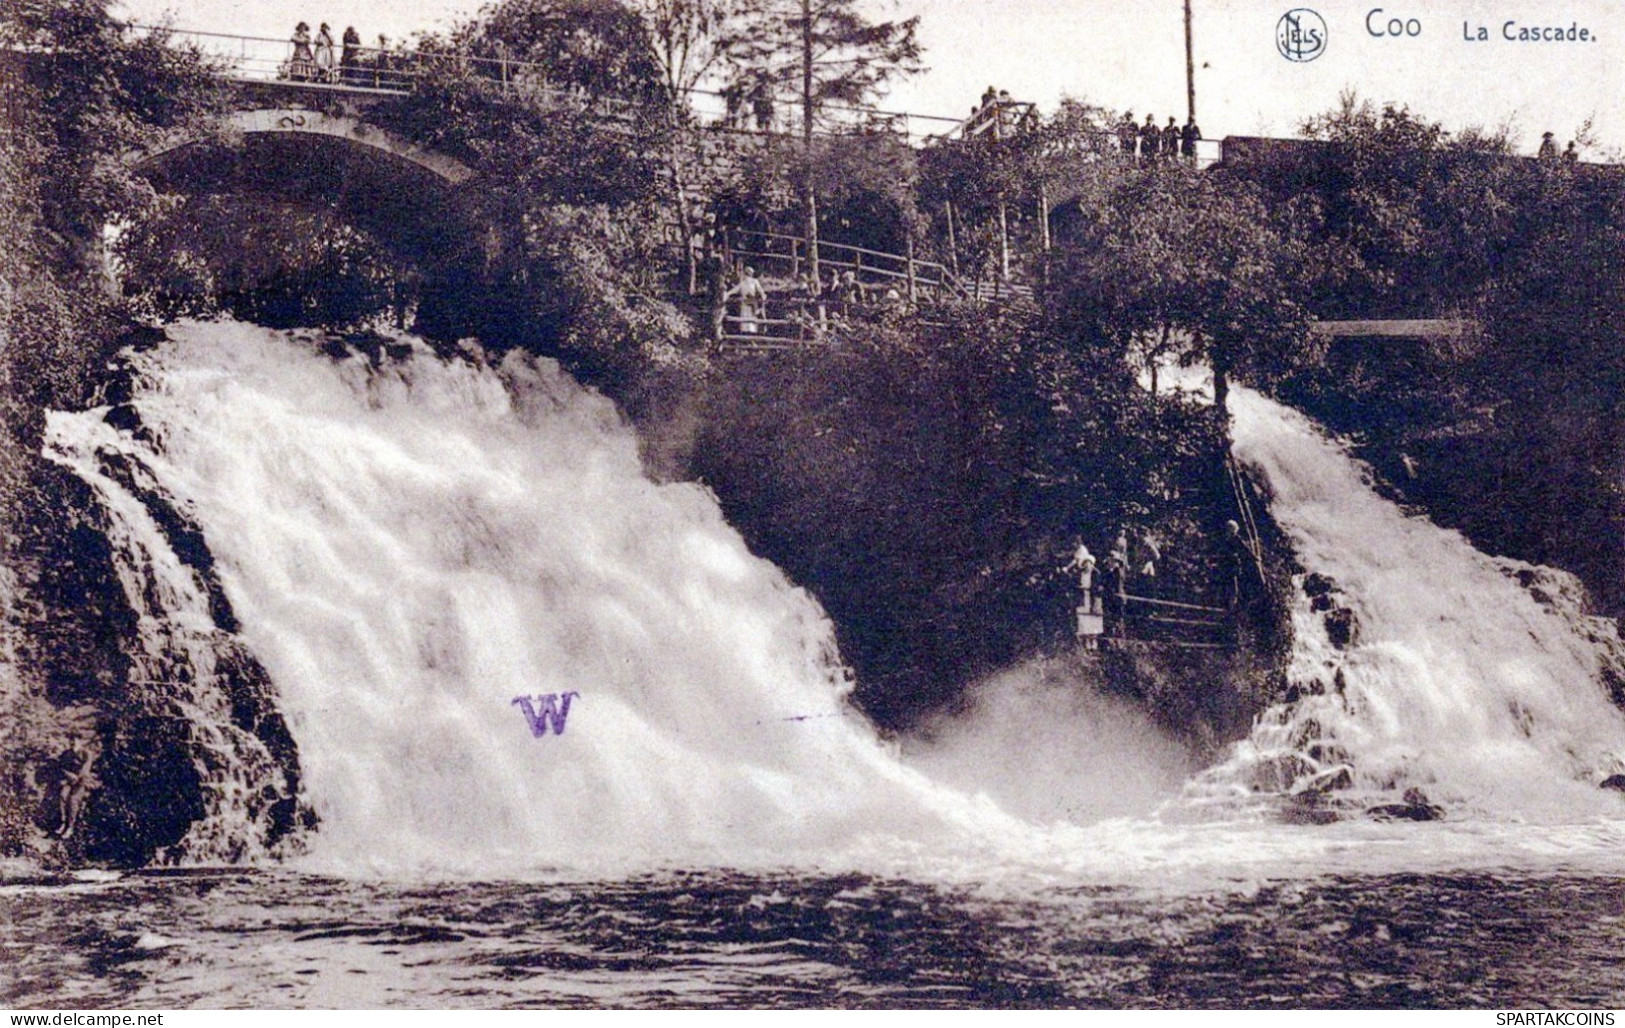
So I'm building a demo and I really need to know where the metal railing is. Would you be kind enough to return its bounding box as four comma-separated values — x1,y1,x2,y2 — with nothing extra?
124,25,968,144
125,25,627,109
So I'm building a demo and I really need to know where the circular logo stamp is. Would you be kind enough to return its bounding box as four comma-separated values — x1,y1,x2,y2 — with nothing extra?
1276,8,1328,62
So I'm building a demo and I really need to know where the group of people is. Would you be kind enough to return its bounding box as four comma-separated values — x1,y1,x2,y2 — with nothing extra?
1537,131,1580,162
1116,111,1202,161
719,78,776,132
1066,520,1257,640
965,86,1039,139
718,265,907,338
1066,529,1161,632
285,22,399,86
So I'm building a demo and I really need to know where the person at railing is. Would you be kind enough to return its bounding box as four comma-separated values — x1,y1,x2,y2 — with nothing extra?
721,81,745,129
1181,119,1202,161
314,23,336,83
287,22,316,82
788,273,819,336
750,78,774,132
723,266,766,334
879,284,906,320
1117,111,1139,159
1139,114,1158,160
1538,131,1558,160
1222,519,1261,611
995,89,1014,137
701,249,727,340
374,34,403,90
1162,117,1179,159
1066,541,1097,613
831,270,865,319
340,26,361,83
1138,529,1162,598
1101,543,1128,638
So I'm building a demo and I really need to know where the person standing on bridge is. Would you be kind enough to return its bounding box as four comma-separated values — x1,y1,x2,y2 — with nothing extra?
341,26,361,83
1140,114,1158,161
375,34,395,89
1117,111,1139,159
314,24,336,83
750,79,774,133
288,22,316,82
1181,119,1202,161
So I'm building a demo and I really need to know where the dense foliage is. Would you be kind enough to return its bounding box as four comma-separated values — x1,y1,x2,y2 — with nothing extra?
0,0,228,861
1266,97,1625,615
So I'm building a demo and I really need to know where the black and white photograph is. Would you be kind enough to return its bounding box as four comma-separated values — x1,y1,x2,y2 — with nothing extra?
3,0,1625,1011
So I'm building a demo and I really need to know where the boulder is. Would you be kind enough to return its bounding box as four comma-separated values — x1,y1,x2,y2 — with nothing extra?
1366,787,1443,822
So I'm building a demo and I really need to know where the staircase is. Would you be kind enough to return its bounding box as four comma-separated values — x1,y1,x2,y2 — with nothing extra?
712,228,1037,352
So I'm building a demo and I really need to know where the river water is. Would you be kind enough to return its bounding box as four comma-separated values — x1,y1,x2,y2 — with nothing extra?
7,321,1625,1008
6,865,1625,1007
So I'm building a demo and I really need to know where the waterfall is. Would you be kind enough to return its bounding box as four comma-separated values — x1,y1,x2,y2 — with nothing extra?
1196,386,1625,818
45,321,1012,871
39,321,1625,873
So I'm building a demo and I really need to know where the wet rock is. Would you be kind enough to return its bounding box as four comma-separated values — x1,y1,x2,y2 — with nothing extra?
1281,793,1341,825
1303,573,1335,600
1293,764,1353,795
1366,787,1443,822
1325,607,1357,650
1249,753,1317,793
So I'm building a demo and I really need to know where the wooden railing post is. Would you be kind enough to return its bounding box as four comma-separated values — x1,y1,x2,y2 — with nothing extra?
905,234,918,303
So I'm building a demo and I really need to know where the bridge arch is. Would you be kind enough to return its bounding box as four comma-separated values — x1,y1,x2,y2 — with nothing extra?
131,108,475,186
124,106,511,340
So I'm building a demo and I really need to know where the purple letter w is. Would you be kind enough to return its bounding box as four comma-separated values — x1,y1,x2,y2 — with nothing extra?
512,692,580,737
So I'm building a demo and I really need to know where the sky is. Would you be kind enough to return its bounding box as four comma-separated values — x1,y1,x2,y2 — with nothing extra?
112,0,1625,156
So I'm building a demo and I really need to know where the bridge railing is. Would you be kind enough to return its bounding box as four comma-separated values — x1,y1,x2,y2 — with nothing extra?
125,25,971,145
125,25,639,112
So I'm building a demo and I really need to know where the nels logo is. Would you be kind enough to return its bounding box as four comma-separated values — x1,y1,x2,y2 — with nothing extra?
1277,8,1328,62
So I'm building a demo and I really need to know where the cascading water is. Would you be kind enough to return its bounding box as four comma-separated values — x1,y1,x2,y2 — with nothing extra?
22,330,1625,1008
44,320,1018,871
35,322,1625,880
1199,385,1625,818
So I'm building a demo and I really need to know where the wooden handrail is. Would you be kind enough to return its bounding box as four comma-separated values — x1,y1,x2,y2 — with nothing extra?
733,229,953,277
1123,593,1227,615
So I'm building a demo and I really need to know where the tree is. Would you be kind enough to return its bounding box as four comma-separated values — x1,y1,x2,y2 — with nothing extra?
623,0,758,292
1284,91,1528,318
451,0,665,101
727,0,922,280
1048,164,1317,417
631,0,750,110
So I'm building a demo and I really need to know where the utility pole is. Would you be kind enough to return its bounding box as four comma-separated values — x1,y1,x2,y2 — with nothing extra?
1184,0,1196,125
802,0,821,287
